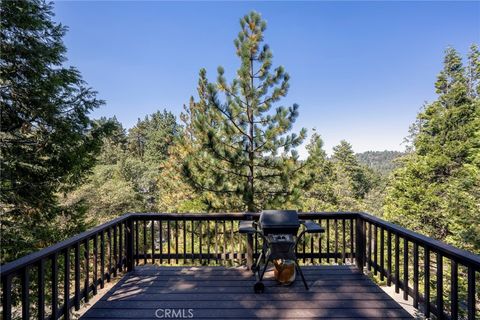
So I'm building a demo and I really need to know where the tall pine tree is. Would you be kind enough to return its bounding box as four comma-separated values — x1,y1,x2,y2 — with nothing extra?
385,45,480,254
182,11,306,212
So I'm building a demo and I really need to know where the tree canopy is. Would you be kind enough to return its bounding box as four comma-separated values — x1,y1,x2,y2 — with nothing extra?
0,0,110,262
384,45,480,254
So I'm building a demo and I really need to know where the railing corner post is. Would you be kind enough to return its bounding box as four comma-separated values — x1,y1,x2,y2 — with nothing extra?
355,215,365,274
126,216,135,272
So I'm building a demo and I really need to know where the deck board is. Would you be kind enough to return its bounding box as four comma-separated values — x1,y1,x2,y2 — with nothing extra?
81,265,413,319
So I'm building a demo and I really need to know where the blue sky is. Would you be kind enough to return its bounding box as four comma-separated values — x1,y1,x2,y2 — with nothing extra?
53,1,480,156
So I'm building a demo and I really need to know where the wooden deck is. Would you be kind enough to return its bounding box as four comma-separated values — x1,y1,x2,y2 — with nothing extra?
81,265,413,319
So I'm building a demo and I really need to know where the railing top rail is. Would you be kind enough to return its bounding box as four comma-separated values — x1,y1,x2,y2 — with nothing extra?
131,212,250,220
359,212,480,269
129,211,358,220
0,213,132,277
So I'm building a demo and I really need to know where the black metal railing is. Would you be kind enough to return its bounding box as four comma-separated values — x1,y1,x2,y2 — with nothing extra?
359,213,479,320
1,212,478,320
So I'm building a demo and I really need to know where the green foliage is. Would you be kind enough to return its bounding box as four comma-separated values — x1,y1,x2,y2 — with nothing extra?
384,45,480,254
128,110,180,162
61,109,194,223
300,136,380,213
356,151,405,176
0,0,109,263
182,11,307,212
299,133,336,211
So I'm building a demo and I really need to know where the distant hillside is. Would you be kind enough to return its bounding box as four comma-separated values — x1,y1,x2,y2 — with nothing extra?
356,150,405,176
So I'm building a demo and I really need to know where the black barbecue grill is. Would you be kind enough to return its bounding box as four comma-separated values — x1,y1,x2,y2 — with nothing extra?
239,210,325,293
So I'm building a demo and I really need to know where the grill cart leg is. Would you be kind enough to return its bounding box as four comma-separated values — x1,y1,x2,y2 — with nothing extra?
295,260,309,290
254,253,270,293
258,257,269,282
252,249,264,273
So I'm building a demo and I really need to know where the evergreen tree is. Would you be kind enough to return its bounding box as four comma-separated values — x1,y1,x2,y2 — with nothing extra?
127,110,180,162
0,0,110,263
384,45,480,253
97,117,128,165
332,140,374,200
182,11,306,212
299,132,336,211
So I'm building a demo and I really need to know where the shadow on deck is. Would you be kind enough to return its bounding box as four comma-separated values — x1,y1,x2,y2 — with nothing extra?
81,265,413,319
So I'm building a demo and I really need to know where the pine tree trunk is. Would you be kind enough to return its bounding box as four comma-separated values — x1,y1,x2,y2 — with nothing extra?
248,57,255,212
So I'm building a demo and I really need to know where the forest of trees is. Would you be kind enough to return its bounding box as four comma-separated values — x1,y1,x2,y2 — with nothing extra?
1,1,479,266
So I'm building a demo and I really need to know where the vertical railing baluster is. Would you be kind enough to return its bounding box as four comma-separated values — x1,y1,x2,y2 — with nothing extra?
38,258,45,319
363,221,367,266
200,221,204,264
74,243,80,311
143,220,147,265
159,220,163,265
108,228,112,281
64,249,70,320
167,220,171,264
367,223,372,271
21,267,30,320
334,219,338,264
183,219,187,264
319,219,323,264
112,226,117,278
152,220,156,264
224,221,228,264
467,266,475,320
207,220,211,264
350,219,354,264
403,239,408,300
302,226,306,263
450,260,458,319
380,228,384,281
135,221,139,265
374,225,378,275
230,220,234,265
436,253,443,319
424,247,430,318
100,231,105,289
394,234,400,293
310,225,314,265
192,220,195,264
2,274,12,320
52,253,58,319
387,231,392,286
413,243,419,309
326,219,330,264
342,219,346,264
118,223,123,271
215,220,219,264
93,235,98,295
84,239,90,303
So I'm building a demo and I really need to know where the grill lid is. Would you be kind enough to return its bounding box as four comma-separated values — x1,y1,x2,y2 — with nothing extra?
259,210,300,231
